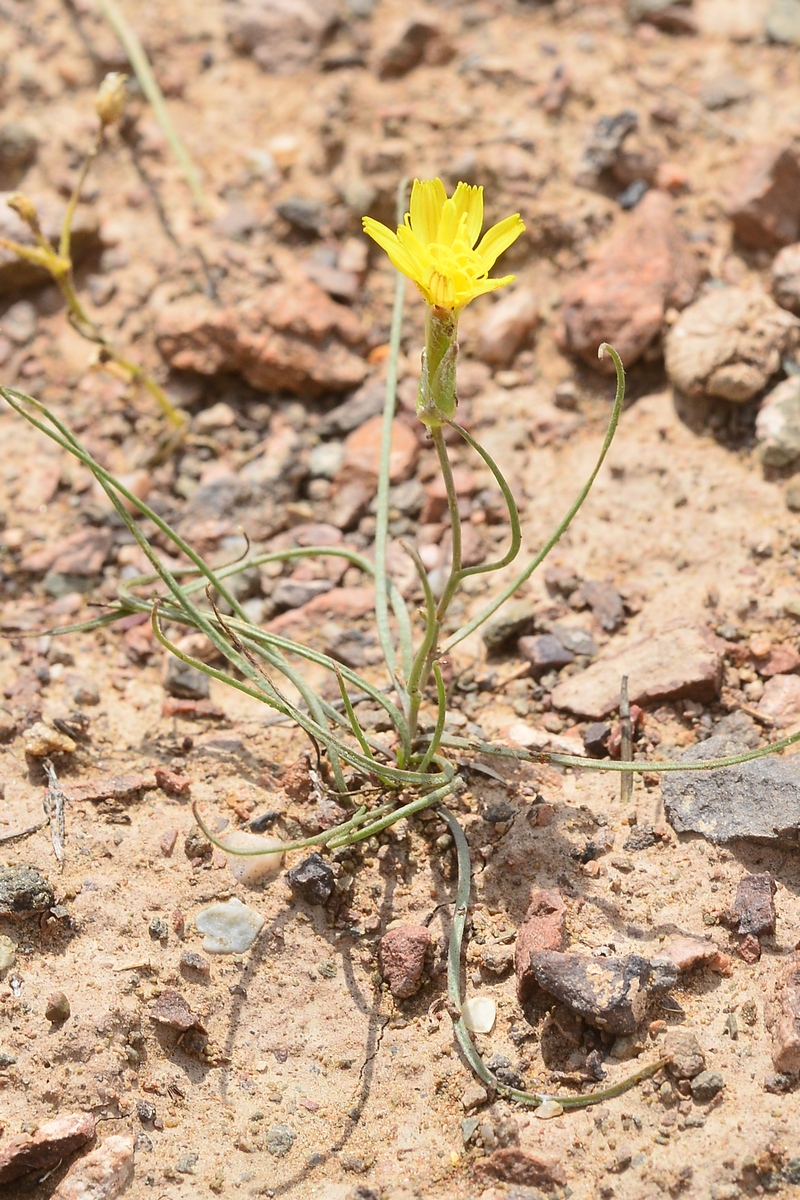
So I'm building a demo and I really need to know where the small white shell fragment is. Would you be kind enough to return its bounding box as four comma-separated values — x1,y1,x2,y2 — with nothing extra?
461,995,496,1034
535,1099,564,1120
194,897,265,954
221,831,284,885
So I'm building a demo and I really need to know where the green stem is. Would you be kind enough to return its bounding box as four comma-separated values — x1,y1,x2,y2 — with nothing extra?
445,418,521,578
94,0,212,216
416,661,447,774
443,343,625,653
439,731,800,774
405,424,464,742
440,805,669,1109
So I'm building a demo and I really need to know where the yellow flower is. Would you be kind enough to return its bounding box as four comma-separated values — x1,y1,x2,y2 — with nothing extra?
363,178,525,311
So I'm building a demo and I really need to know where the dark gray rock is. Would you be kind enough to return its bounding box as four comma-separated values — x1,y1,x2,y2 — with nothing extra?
527,951,676,1034
622,825,658,852
662,735,800,844
0,865,55,917
482,599,537,653
577,109,638,180
286,853,335,905
579,581,626,632
265,1123,296,1157
690,1070,724,1102
517,634,574,678
164,657,211,701
275,196,324,236
583,722,611,757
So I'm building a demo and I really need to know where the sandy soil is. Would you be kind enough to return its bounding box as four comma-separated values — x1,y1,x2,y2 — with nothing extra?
1,1,800,1197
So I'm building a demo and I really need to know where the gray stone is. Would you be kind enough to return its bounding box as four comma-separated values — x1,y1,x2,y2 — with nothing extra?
551,624,597,657
227,0,337,73
526,951,676,1035
265,1123,296,1158
482,599,537,652
577,109,638,179
0,865,55,917
517,634,574,678
579,580,626,632
662,735,800,844
275,196,324,235
766,0,800,43
164,657,210,701
665,287,799,402
1,299,37,344
689,1074,721,1104
0,122,38,176
756,376,800,467
665,1028,705,1079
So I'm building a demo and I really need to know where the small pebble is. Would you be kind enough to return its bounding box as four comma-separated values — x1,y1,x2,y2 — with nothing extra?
461,995,496,1034
286,853,335,904
535,1099,564,1119
461,1083,489,1112
180,950,210,976
221,831,284,886
0,934,16,971
690,1070,724,1102
194,897,265,954
265,1123,296,1158
22,721,76,757
44,991,71,1023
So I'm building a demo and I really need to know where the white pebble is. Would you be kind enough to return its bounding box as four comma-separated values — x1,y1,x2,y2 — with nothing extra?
194,897,265,954
221,831,284,886
461,995,496,1034
535,1099,564,1119
0,934,16,972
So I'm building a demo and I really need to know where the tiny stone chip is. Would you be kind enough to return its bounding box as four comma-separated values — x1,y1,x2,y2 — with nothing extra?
194,897,265,954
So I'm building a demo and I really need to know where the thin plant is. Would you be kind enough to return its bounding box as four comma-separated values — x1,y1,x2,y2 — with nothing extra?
0,74,185,434
4,178,800,1112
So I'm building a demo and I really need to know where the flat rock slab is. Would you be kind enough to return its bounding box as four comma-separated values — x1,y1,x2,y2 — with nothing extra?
0,1112,95,1185
662,735,800,844
50,1133,134,1200
551,623,724,719
526,950,676,1035
558,190,701,372
155,277,366,397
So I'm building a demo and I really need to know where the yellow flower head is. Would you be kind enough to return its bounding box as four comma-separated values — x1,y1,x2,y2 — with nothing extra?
363,178,525,312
